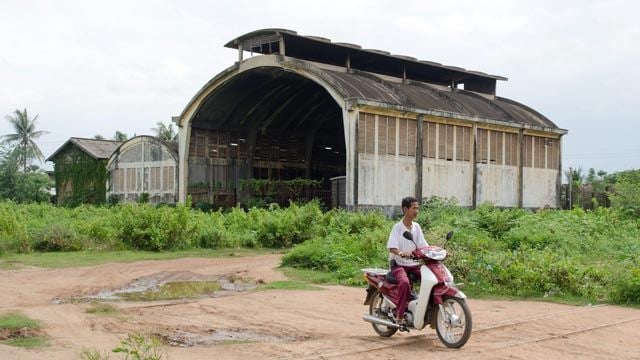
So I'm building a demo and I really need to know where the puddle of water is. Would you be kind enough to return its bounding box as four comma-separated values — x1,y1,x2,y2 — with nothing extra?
54,272,258,304
118,281,221,301
159,328,296,347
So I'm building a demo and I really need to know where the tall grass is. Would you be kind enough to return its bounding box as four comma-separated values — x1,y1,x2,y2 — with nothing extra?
2,199,639,304
0,200,328,253
283,198,640,305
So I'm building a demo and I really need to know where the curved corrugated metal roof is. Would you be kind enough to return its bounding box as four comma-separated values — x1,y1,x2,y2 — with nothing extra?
320,69,558,129
185,55,562,133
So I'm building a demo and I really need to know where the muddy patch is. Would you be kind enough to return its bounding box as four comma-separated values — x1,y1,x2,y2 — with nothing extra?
54,271,258,304
157,328,296,347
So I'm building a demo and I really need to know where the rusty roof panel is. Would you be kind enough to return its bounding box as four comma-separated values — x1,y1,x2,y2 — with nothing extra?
318,69,556,129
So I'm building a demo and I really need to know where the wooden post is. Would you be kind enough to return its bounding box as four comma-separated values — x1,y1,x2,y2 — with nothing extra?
246,127,258,180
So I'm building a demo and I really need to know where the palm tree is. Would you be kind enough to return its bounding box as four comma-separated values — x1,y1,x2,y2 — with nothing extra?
2,108,48,172
152,121,176,141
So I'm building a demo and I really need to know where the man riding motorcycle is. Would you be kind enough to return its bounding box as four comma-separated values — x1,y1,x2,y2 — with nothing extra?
387,196,428,326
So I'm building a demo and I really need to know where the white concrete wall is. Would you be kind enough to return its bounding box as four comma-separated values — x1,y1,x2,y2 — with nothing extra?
476,164,518,207
422,160,473,206
358,154,415,206
523,168,558,208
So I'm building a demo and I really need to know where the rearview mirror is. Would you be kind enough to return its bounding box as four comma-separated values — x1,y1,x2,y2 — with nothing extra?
402,231,413,241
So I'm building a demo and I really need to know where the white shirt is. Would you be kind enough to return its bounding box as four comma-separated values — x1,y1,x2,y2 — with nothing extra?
387,221,428,267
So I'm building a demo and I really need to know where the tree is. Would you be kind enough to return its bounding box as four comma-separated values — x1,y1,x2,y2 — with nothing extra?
609,170,640,217
0,144,19,199
0,143,50,203
2,108,49,172
93,134,105,140
113,131,128,142
151,121,176,141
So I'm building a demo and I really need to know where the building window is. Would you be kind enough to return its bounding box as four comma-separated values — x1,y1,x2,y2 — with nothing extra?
489,131,503,165
438,124,454,161
377,115,396,156
423,122,437,158
455,126,471,162
357,113,375,155
398,117,417,156
504,132,518,166
477,129,489,163
546,138,559,169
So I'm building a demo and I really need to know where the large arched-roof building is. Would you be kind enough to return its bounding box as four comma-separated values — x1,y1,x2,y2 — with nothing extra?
175,29,567,211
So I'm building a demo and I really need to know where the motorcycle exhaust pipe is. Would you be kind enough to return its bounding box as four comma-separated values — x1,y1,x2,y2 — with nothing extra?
362,314,400,328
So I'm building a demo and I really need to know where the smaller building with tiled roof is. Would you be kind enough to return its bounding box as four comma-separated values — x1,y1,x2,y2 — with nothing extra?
47,138,122,205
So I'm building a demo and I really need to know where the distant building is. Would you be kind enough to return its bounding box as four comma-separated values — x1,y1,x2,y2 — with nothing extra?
107,135,178,204
46,138,122,205
174,29,568,211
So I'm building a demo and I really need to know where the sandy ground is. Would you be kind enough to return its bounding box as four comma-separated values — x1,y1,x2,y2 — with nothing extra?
1,254,640,360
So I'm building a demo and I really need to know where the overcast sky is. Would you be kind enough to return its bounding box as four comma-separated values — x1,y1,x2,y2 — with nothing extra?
1,0,638,176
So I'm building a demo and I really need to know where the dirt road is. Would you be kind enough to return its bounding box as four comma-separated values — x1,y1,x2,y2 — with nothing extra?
1,254,639,359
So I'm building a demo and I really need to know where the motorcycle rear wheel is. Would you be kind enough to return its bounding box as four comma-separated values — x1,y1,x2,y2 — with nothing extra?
435,296,472,348
369,289,398,337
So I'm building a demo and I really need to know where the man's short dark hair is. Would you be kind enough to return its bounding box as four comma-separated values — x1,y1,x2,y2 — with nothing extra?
401,196,419,210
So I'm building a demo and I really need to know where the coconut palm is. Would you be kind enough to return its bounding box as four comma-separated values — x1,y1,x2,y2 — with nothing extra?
152,121,176,141
2,108,48,172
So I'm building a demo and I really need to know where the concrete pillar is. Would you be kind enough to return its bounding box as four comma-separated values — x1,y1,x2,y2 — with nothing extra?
279,37,286,56
238,41,243,62
177,119,190,203
415,115,424,200
353,112,359,210
517,128,524,208
472,123,478,208
556,135,563,209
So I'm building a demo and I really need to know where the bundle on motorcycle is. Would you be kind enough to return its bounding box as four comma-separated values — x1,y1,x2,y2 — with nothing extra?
361,231,472,348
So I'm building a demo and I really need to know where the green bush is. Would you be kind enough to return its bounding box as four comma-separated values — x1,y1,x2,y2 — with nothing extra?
0,202,29,253
33,223,84,252
612,267,640,304
117,203,194,251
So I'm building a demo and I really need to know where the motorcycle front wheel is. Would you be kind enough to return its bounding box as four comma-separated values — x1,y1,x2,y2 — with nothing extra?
435,296,472,348
369,289,398,337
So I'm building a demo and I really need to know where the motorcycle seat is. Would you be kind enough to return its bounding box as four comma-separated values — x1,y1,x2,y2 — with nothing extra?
385,269,419,284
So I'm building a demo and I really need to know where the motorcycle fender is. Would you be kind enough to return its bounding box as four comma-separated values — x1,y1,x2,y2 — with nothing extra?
432,285,463,304
363,285,376,305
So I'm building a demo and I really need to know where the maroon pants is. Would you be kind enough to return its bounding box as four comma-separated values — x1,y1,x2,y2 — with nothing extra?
391,265,421,320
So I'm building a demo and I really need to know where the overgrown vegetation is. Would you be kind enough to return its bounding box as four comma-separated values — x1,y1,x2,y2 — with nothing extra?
2,172,640,306
283,197,640,305
52,147,109,206
0,200,324,254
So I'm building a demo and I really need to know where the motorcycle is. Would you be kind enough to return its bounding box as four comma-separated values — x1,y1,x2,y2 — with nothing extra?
361,231,472,348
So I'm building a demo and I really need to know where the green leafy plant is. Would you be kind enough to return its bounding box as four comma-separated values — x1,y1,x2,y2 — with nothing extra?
112,333,166,360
